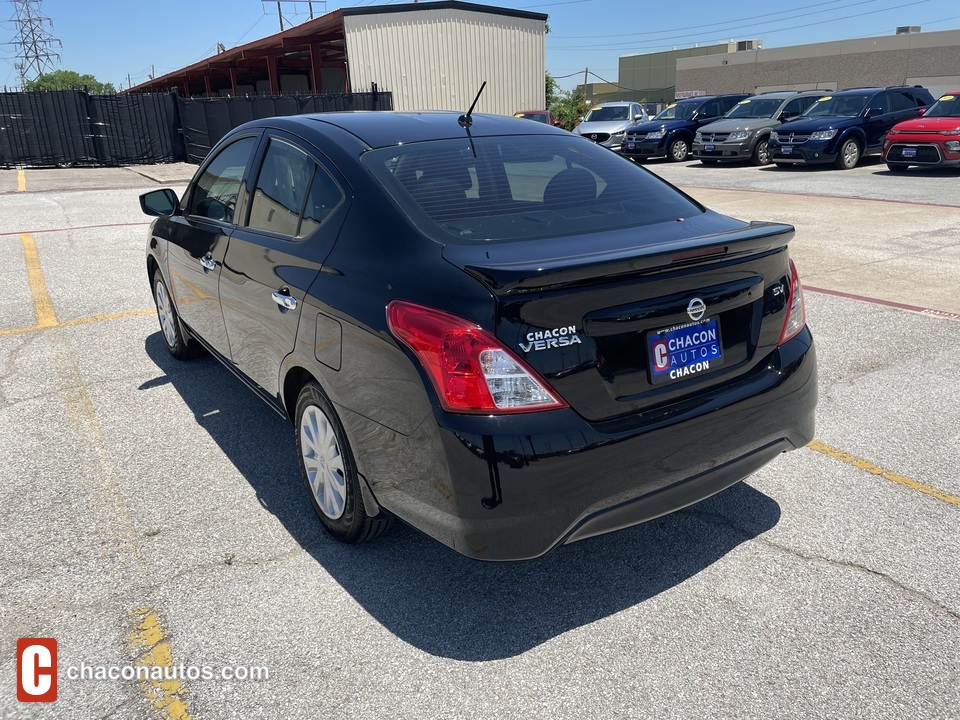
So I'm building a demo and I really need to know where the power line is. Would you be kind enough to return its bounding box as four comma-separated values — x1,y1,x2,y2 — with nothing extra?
550,0,934,50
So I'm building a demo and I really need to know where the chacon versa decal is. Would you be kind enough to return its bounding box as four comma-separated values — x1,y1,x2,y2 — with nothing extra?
520,326,584,353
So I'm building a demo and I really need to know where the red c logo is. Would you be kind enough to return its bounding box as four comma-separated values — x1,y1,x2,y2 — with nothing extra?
16,638,57,702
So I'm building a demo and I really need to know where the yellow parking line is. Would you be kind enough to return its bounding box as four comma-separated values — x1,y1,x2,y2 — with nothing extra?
17,169,26,192
808,439,960,508
129,608,194,720
19,233,58,327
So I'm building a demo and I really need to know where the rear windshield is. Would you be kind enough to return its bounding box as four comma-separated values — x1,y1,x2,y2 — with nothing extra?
724,98,783,119
584,105,630,122
361,135,702,243
803,94,870,117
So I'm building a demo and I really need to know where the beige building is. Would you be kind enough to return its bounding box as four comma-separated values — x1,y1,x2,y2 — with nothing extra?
583,42,757,105
345,3,547,114
131,2,548,116
677,28,960,98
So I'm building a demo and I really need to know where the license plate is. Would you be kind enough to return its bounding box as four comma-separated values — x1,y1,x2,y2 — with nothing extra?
781,146,793,154
648,318,723,385
705,145,715,152
627,143,635,150
903,147,917,158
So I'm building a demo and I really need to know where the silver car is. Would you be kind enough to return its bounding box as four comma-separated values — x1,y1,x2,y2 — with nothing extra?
573,101,649,152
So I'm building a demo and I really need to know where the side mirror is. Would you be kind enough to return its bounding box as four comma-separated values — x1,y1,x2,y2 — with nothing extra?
917,107,927,116
553,120,564,127
865,107,883,119
633,113,643,121
140,188,180,217
778,111,791,122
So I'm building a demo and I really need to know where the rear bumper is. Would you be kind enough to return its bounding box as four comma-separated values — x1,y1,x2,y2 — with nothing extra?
345,330,817,561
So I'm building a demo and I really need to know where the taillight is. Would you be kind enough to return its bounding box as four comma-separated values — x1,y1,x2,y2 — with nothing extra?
779,259,806,344
386,300,568,414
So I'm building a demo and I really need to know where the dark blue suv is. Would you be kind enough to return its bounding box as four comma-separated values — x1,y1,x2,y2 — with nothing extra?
768,86,934,169
621,94,752,162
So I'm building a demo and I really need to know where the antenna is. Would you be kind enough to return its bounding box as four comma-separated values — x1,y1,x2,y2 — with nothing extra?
7,0,62,86
459,81,486,128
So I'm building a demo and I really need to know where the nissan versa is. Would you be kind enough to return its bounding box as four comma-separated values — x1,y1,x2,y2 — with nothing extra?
141,111,817,561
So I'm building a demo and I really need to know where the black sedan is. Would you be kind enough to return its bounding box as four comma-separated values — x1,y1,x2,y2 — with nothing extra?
141,111,816,561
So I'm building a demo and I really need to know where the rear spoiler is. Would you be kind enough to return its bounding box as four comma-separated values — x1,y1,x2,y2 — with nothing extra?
442,220,795,294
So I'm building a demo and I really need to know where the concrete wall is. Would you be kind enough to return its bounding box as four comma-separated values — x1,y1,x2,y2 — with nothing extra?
344,7,545,114
677,29,960,98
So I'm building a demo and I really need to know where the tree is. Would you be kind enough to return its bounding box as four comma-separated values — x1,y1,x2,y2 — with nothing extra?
550,86,590,131
23,70,116,94
545,71,559,111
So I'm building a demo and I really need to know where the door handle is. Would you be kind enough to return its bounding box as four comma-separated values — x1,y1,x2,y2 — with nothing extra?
272,291,298,311
199,255,217,271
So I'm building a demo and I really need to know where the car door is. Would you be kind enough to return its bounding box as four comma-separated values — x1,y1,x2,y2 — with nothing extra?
219,132,349,398
863,92,894,151
164,134,260,357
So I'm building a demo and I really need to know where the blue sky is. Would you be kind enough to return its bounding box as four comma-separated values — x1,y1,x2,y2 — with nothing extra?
2,0,959,91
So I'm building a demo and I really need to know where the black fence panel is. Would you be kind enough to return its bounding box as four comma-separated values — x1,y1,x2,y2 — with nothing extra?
177,90,393,163
1,87,392,168
87,93,185,166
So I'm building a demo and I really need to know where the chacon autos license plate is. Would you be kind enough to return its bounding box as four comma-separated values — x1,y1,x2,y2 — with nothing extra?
705,144,715,152
781,146,793,154
648,317,723,385
903,147,917,158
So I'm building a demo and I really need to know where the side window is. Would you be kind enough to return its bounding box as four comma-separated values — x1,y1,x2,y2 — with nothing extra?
699,101,722,118
784,96,816,117
719,97,740,114
872,93,893,115
188,136,257,223
890,92,915,112
247,139,314,237
297,165,345,238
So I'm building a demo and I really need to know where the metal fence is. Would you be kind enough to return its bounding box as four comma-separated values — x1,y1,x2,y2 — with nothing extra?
0,88,392,168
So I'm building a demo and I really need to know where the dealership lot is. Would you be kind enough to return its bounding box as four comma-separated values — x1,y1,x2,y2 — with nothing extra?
1,159,958,719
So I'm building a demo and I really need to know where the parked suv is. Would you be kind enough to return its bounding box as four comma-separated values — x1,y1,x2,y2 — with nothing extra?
883,91,960,171
621,94,752,162
692,91,823,165
768,86,934,169
572,101,649,151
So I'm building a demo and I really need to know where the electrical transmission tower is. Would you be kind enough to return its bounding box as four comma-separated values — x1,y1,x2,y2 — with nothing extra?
8,0,62,86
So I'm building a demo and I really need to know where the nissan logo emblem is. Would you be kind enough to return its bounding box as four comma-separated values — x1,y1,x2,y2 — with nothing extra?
687,297,706,321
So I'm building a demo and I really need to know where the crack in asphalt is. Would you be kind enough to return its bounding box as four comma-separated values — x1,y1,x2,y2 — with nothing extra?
684,508,960,623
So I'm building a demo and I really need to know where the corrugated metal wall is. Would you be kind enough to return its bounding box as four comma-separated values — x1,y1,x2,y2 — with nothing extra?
344,8,545,115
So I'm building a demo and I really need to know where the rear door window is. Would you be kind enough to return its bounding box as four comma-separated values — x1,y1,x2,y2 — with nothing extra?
247,138,315,237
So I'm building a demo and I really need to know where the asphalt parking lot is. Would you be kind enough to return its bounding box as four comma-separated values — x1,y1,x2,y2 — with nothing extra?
1,156,958,719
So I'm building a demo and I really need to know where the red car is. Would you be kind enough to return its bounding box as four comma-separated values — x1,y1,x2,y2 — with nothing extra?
883,91,960,171
514,110,563,127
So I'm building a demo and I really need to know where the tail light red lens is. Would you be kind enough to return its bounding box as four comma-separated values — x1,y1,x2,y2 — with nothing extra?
779,259,807,344
386,300,568,414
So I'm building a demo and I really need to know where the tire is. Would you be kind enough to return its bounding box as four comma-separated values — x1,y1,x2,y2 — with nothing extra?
153,271,200,360
295,382,391,544
668,137,690,162
751,138,771,166
834,138,861,169
887,163,909,173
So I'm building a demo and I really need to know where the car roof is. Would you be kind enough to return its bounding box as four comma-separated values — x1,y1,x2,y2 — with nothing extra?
593,101,636,107
271,111,568,149
749,90,823,99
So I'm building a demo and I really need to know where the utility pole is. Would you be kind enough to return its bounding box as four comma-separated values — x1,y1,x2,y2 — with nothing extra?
7,0,62,86
268,0,327,30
